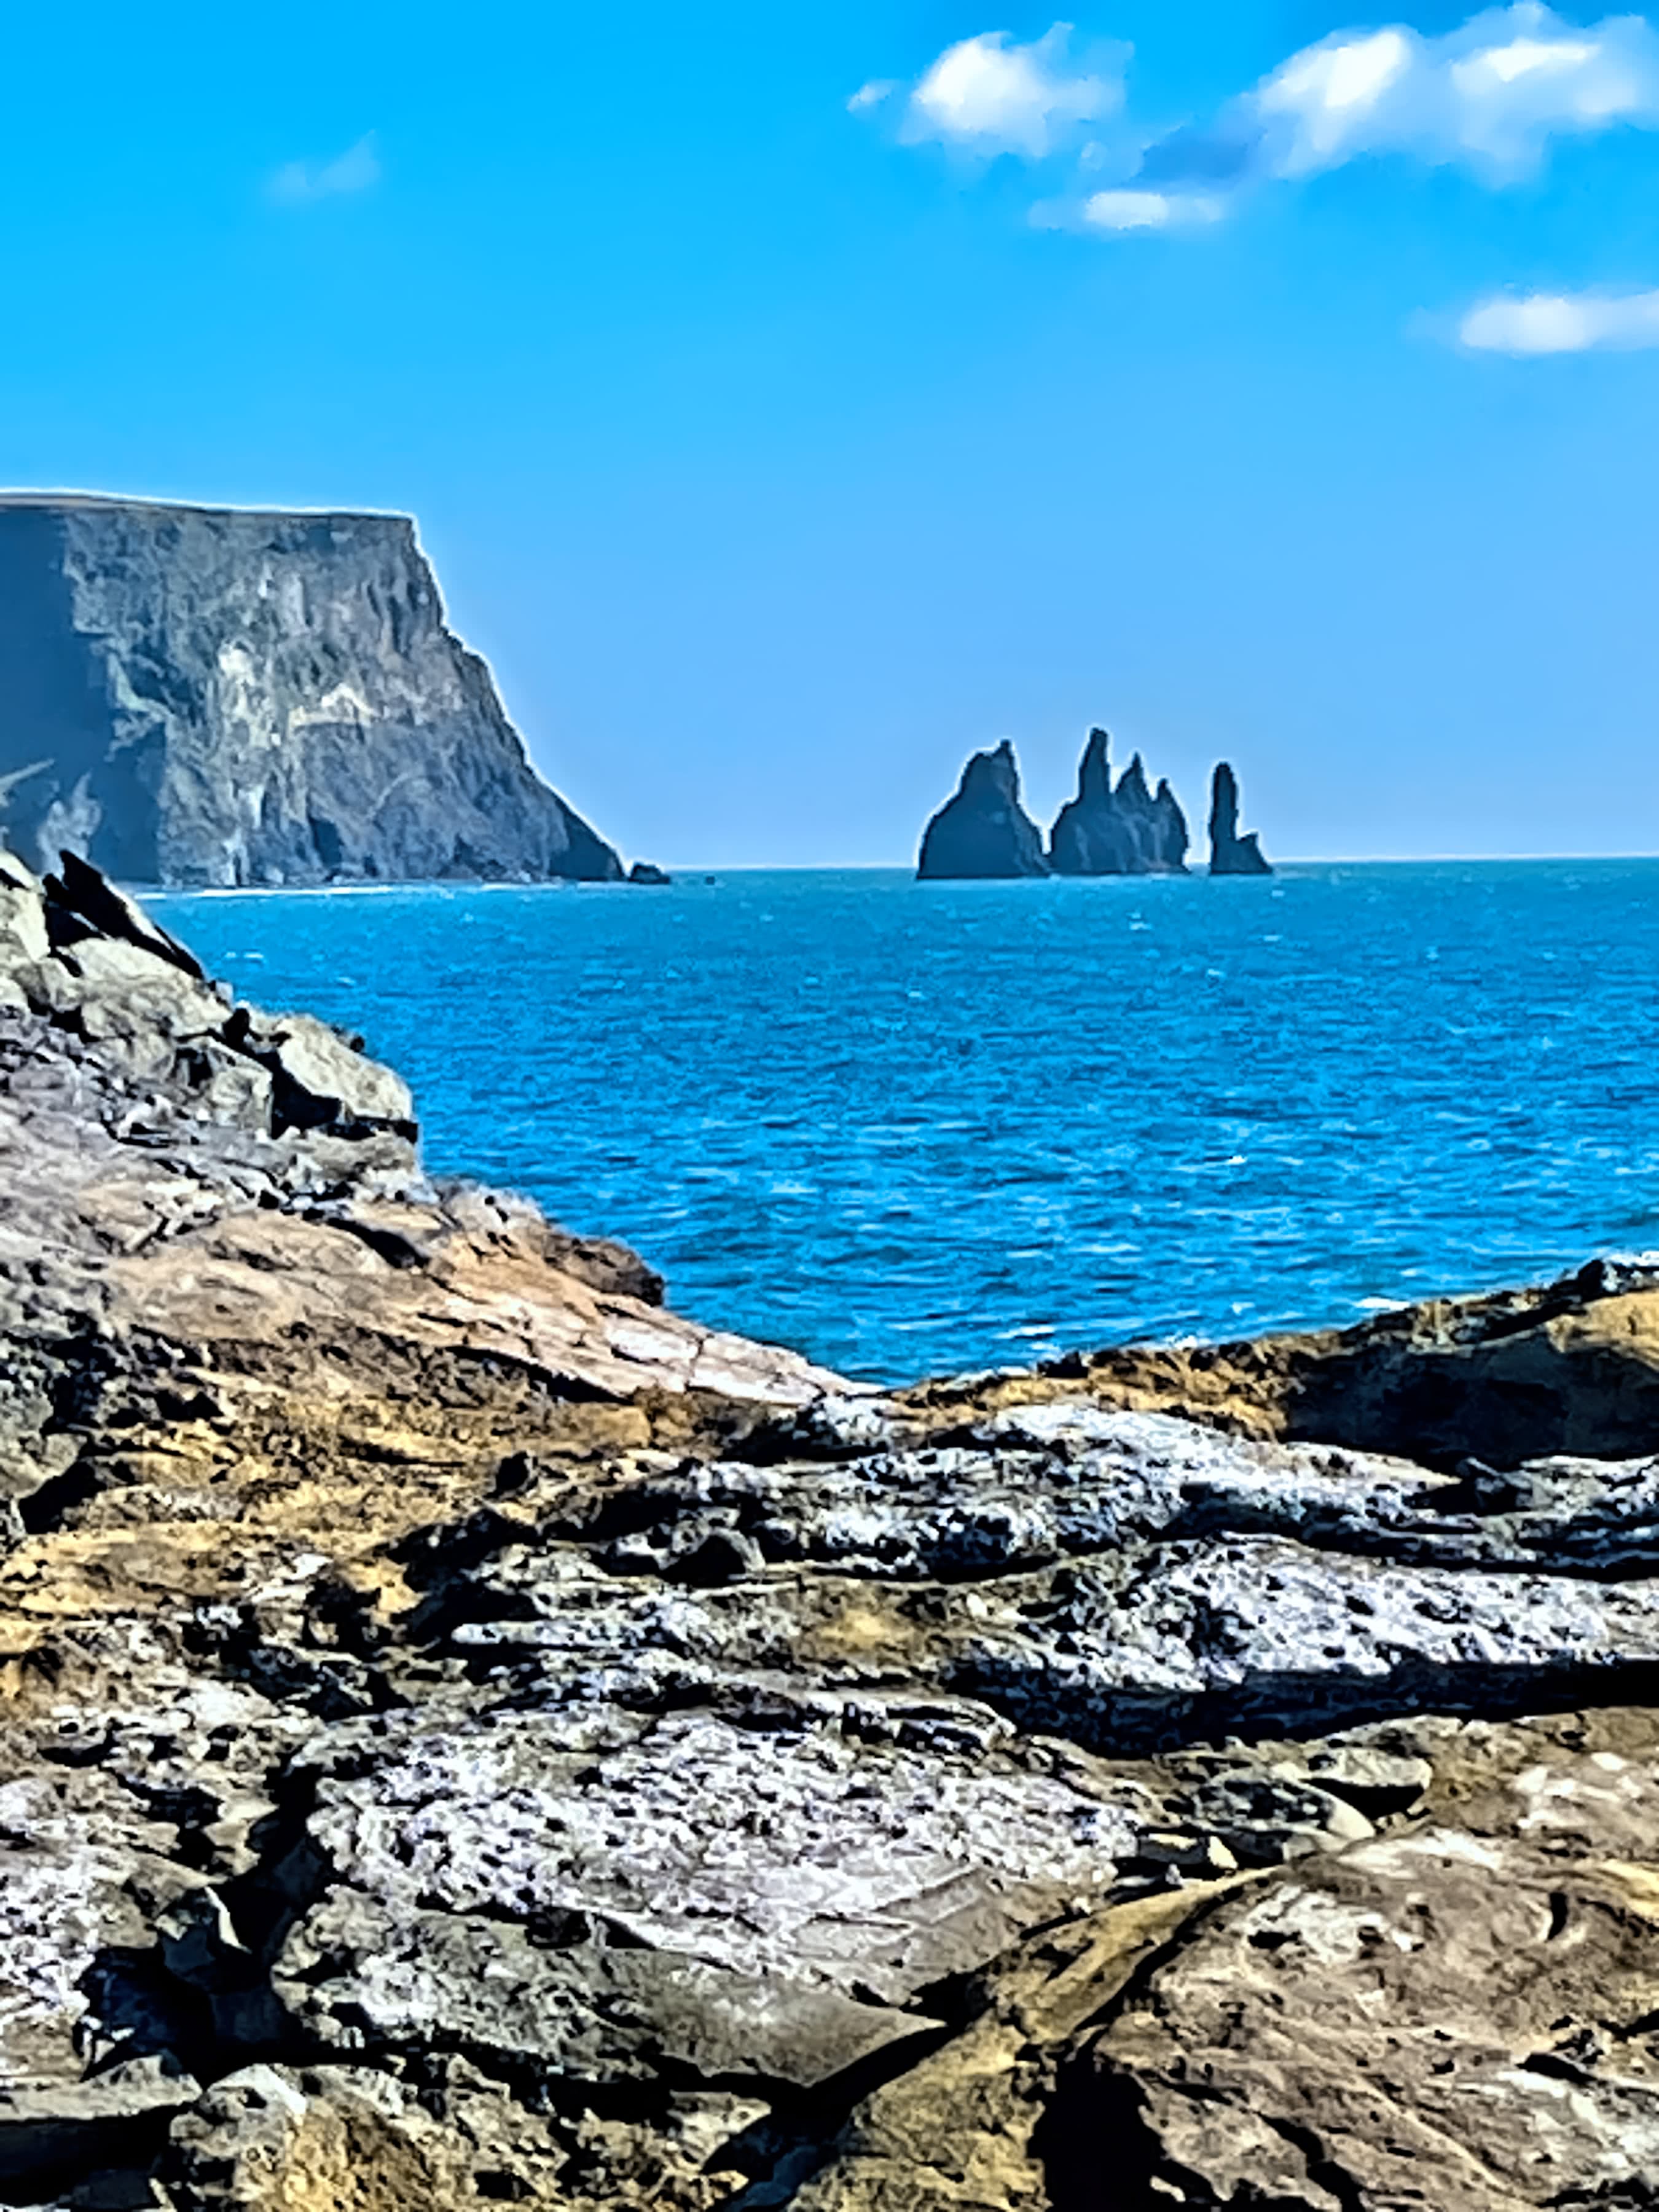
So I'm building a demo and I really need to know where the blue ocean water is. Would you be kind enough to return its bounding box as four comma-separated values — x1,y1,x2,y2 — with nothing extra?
149,864,1659,1384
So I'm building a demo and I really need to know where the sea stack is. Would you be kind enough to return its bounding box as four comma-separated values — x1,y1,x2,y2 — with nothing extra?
917,740,1050,879
1208,761,1272,876
1049,727,1188,875
0,493,622,887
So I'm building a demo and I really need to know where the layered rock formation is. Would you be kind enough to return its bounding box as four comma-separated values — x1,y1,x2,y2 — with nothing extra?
916,741,1049,879
0,494,622,887
8,846,1659,2206
1208,758,1272,876
1049,727,1188,876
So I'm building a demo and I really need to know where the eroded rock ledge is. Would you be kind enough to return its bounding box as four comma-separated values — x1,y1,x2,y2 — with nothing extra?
2,848,1659,2208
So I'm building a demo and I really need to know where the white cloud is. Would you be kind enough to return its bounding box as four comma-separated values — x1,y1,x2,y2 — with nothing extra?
860,3,1659,262
1459,285,1659,348
1256,30,1414,170
900,25,1123,156
1246,4,1659,179
1079,187,1226,230
268,134,382,206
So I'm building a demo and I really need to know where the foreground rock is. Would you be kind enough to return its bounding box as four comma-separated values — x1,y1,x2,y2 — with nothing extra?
0,493,622,886
1049,728,1188,875
9,849,1659,2206
1207,758,1272,875
916,741,1049,879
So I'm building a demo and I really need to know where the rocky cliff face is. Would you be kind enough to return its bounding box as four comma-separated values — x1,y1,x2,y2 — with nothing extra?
1208,758,1272,876
0,495,621,887
916,740,1049,879
1049,727,1188,875
6,849,1659,2208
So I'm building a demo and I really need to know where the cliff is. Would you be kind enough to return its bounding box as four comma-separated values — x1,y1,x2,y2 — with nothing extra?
1049,726,1189,874
1209,758,1273,876
6,852,1659,2206
916,739,1049,879
0,493,622,886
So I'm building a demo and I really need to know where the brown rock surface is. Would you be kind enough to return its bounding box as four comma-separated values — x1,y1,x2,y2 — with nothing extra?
7,847,1659,2209
904,1255,1659,1468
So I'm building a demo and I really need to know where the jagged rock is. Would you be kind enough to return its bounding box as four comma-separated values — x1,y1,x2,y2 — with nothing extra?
9,848,1659,2208
1049,728,1188,876
225,1006,415,1138
1208,758,1272,875
44,849,205,976
162,2060,757,2212
0,493,622,887
917,742,1049,880
628,860,672,885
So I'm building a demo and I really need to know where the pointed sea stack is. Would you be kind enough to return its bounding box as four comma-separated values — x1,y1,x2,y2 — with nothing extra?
917,740,1050,879
1049,728,1188,875
1208,761,1272,876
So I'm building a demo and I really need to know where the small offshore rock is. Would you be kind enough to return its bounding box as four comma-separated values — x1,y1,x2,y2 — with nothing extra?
917,740,1049,879
1208,759,1273,875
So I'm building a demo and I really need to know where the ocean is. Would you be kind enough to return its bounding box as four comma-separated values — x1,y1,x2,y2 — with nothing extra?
149,861,1659,1385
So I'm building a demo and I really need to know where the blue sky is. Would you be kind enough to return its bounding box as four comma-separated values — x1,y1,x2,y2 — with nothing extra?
5,2,1658,863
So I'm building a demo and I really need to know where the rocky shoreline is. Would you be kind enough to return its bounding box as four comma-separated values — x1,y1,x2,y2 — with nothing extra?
2,845,1658,2208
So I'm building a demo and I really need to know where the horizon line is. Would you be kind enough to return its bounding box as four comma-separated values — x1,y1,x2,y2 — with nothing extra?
140,849,1659,896
646,852,1659,869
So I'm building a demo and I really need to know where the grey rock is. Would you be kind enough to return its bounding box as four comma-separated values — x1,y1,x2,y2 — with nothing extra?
1208,756,1272,874
0,494,622,887
0,1767,205,2093
283,1704,1137,2023
1049,728,1188,876
279,1894,941,2090
226,1007,415,1137
0,2057,200,2202
917,742,1049,879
